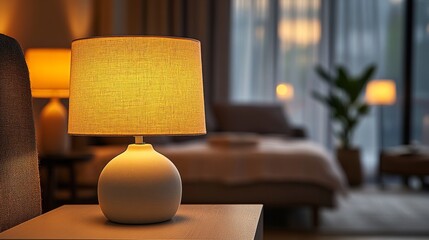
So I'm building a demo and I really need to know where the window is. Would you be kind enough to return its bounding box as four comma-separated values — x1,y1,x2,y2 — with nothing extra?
412,0,429,145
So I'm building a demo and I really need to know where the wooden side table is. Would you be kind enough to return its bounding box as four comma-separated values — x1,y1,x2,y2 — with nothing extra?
0,204,263,240
378,146,429,188
39,152,93,210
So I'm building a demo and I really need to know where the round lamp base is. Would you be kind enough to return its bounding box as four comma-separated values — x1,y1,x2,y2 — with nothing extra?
98,144,182,224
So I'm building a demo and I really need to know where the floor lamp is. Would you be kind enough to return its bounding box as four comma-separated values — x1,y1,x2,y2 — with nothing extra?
366,79,396,151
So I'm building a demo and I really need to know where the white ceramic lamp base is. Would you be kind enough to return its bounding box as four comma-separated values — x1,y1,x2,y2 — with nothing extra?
39,98,69,155
98,143,182,224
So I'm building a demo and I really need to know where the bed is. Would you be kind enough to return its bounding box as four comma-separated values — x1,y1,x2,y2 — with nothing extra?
161,136,346,227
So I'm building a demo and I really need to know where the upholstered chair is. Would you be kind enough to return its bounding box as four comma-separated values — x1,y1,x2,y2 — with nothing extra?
0,34,41,232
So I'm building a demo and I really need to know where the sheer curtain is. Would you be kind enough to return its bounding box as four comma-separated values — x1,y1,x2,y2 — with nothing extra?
277,0,326,144
230,0,404,178
230,0,277,103
230,0,328,144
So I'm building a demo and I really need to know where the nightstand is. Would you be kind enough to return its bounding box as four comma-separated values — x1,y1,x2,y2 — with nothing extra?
39,152,93,210
0,204,263,240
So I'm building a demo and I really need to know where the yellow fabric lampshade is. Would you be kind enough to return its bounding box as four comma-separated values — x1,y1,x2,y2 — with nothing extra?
68,36,206,136
276,83,294,100
366,80,396,105
26,48,71,98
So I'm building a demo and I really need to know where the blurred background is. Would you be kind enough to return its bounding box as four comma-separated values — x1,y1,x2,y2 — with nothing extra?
1,0,429,239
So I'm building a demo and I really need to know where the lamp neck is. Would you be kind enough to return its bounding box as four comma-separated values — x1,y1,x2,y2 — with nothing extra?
49,97,61,103
134,136,144,144
45,97,66,113
126,143,153,152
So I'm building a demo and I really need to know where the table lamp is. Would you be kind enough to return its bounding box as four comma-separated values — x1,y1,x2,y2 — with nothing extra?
26,48,71,155
276,83,294,101
365,79,396,148
68,36,206,224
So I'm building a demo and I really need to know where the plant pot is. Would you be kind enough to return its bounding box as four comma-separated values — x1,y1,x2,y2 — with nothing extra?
336,148,363,187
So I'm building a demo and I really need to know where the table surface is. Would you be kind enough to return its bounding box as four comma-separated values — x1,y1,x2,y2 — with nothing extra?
0,204,263,240
382,145,429,158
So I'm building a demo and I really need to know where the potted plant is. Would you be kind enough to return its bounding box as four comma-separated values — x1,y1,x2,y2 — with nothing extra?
313,65,376,186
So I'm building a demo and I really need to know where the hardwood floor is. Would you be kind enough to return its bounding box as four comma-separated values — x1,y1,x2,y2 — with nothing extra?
264,185,429,240
265,232,428,240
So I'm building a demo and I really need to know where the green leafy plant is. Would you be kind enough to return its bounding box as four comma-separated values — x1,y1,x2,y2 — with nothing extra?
313,65,376,149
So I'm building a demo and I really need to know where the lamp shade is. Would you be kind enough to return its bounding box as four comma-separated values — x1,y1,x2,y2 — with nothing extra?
26,48,71,98
365,80,396,105
276,83,294,100
68,36,206,136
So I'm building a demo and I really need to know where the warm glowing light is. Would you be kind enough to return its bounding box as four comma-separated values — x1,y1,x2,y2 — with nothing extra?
26,49,71,98
366,80,396,105
280,0,320,12
276,83,294,100
278,19,321,46
68,36,206,136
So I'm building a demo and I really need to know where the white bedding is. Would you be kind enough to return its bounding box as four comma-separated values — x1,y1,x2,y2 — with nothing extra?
158,137,346,193
79,137,346,193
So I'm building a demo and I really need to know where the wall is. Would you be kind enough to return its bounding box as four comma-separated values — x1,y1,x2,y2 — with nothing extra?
0,0,95,150
0,0,94,49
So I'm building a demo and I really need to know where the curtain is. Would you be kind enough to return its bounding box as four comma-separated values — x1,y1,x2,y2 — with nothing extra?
230,0,277,103
412,0,429,144
231,0,329,145
277,0,326,144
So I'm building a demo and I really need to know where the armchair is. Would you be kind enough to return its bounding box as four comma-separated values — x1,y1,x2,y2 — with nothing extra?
0,34,41,232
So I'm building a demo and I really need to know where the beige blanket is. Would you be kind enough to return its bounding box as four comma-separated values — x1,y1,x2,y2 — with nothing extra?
78,137,346,193
159,137,346,192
